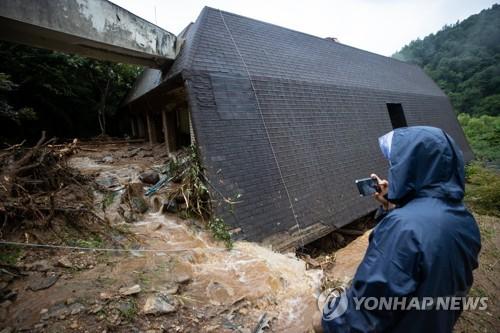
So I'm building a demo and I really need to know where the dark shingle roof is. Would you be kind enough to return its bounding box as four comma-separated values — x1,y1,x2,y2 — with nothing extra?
170,7,445,96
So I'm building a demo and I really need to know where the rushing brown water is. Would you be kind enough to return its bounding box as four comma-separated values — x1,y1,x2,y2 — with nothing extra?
132,213,323,332
69,147,324,331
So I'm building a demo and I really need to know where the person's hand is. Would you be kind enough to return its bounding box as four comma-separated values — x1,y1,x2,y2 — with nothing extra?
370,173,394,211
312,310,323,333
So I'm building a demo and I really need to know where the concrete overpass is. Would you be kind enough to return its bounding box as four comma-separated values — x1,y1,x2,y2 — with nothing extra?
0,0,179,67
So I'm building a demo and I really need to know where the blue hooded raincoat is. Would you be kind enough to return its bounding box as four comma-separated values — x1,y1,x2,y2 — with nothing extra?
322,126,481,333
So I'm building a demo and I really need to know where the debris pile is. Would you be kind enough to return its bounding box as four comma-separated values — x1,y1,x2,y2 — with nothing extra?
144,146,236,247
163,146,212,219
0,132,95,230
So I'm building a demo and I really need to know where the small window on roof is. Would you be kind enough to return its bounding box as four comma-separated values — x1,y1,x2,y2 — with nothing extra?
386,103,408,129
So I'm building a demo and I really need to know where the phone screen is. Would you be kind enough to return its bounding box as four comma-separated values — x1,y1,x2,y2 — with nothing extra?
355,177,380,196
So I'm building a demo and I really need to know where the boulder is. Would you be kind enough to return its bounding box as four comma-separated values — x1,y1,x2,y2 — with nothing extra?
25,259,51,272
119,284,141,296
102,156,114,163
161,200,178,214
139,171,160,185
56,257,74,269
28,274,59,291
143,294,177,315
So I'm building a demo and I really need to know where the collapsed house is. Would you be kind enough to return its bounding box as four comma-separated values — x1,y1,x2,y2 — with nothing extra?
123,7,472,250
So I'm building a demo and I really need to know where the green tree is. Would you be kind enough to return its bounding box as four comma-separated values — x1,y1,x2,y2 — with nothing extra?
393,4,500,117
458,113,500,164
0,42,141,142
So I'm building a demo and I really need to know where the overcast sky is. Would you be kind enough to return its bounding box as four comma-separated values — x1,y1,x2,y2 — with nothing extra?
110,0,498,56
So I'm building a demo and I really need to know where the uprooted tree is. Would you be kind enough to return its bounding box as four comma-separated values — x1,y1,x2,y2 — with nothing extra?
0,132,98,232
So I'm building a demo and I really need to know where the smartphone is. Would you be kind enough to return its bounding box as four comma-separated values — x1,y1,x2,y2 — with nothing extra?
355,177,381,197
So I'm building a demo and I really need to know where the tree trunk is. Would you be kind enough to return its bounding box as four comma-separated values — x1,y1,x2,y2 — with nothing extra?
98,78,111,136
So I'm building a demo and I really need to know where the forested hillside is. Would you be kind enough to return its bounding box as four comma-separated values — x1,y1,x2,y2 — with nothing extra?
0,42,140,143
393,4,500,116
393,4,500,164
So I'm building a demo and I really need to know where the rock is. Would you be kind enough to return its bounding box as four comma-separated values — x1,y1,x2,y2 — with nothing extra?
70,322,79,329
139,171,160,185
116,300,135,315
68,302,85,315
0,282,8,290
56,257,74,269
141,152,154,158
40,308,48,315
102,156,114,163
0,327,13,333
161,200,177,214
164,285,179,295
123,183,149,214
99,292,112,300
131,197,149,214
174,274,191,284
1,290,17,301
96,173,120,189
143,295,177,315
89,304,103,314
25,259,51,272
0,300,12,309
119,284,141,296
331,232,345,247
127,148,142,158
43,303,69,320
28,274,59,291
0,307,7,322
0,274,14,284
66,297,76,305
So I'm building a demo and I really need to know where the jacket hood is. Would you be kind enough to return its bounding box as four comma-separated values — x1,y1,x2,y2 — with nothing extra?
383,126,465,204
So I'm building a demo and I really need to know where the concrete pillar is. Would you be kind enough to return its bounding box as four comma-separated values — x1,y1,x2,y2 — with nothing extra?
130,117,136,137
161,110,172,153
137,116,145,138
145,111,155,145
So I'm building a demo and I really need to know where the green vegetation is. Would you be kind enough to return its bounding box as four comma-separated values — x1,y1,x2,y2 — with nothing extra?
166,146,234,249
0,244,22,265
394,4,500,167
118,298,138,322
73,235,105,249
465,162,500,217
208,217,233,249
102,191,117,211
458,113,500,164
393,4,500,117
0,42,141,143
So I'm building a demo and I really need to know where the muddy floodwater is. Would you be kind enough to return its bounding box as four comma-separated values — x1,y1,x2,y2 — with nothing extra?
132,213,323,332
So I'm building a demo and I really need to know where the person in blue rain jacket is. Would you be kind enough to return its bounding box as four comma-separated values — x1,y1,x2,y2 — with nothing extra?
319,126,481,333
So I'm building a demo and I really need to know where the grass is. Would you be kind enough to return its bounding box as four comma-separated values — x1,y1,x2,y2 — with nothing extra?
458,114,500,165
102,191,117,211
72,235,104,249
0,244,22,265
118,298,138,322
465,162,500,216
454,214,500,332
208,217,233,249
166,146,234,249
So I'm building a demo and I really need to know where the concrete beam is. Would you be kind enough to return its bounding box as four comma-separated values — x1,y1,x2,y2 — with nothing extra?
0,0,178,67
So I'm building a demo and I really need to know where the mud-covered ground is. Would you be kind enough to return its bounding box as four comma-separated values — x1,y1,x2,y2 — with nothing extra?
0,143,324,332
0,143,497,332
